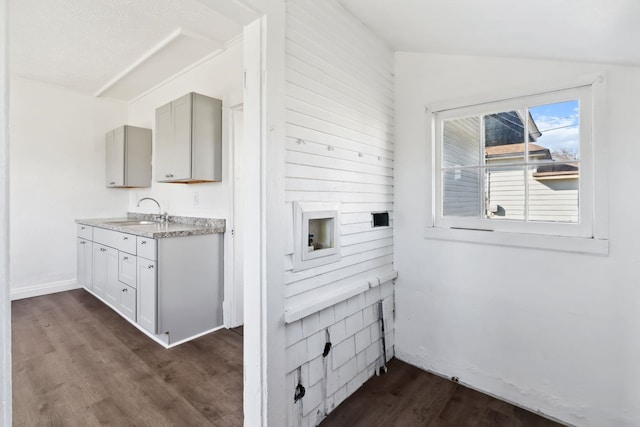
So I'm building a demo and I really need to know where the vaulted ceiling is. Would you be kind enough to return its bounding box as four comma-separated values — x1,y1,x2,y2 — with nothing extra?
338,0,640,66
9,0,640,101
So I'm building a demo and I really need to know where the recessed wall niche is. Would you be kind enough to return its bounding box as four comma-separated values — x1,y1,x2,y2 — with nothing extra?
293,202,341,271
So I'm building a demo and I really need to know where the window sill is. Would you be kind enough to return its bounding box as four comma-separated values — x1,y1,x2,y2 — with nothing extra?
424,226,609,256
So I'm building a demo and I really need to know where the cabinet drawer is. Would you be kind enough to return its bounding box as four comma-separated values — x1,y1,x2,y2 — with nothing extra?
137,236,157,260
94,228,136,254
120,284,136,322
77,224,93,240
118,252,137,288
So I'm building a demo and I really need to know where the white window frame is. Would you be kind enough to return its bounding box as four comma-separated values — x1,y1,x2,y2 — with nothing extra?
425,75,609,255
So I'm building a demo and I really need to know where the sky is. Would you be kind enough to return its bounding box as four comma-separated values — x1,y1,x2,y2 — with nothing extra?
529,100,579,158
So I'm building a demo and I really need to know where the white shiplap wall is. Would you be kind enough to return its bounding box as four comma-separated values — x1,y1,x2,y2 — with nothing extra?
284,0,395,315
283,1,395,425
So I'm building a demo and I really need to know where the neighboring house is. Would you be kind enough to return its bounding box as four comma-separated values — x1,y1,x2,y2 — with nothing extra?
444,111,579,223
485,142,579,222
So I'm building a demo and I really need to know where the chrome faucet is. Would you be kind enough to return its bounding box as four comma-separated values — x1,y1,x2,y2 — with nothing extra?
137,197,168,223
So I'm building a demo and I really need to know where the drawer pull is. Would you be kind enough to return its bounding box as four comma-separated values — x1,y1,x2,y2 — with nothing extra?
80,226,85,230
80,241,85,245
123,236,128,240
123,256,128,261
148,264,154,269
100,248,106,252
122,288,128,292
141,240,147,245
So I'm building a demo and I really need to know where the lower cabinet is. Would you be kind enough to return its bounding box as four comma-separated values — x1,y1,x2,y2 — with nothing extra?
136,258,157,333
85,230,138,322
77,223,223,346
119,284,136,321
93,244,118,299
77,238,93,290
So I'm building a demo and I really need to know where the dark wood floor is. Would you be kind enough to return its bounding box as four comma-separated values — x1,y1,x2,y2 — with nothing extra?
14,289,566,427
12,289,243,426
320,358,566,427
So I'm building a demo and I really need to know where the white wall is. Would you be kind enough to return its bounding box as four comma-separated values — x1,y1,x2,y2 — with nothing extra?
282,1,395,425
126,42,243,219
9,78,127,298
394,52,640,427
283,0,395,320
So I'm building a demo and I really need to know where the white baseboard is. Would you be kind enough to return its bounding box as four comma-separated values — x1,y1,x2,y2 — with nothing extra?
10,279,81,301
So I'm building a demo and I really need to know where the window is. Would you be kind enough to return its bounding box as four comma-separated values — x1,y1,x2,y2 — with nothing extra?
432,84,595,239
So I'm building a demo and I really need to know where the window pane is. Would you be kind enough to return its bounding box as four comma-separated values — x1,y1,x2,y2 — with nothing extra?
528,166,579,223
484,110,526,166
443,168,480,217
484,166,525,220
528,100,580,164
443,116,480,167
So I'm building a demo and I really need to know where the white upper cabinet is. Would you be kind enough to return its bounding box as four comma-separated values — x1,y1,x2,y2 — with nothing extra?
105,125,152,188
155,92,222,183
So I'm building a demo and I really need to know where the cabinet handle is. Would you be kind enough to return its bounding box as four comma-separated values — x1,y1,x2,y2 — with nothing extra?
100,248,106,252
148,264,154,269
122,288,127,292
141,240,147,245
165,173,174,178
123,256,128,261
80,241,86,245
123,236,128,240
109,181,115,185
80,226,85,230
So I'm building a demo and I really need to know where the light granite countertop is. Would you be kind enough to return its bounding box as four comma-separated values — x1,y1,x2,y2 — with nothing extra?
76,213,225,239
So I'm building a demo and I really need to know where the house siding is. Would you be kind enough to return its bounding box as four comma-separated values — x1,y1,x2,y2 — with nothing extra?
283,0,395,425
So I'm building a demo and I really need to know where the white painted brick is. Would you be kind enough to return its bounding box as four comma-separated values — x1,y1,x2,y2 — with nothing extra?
354,327,371,354
302,381,323,416
302,312,320,338
330,385,347,412
362,304,377,326
301,363,310,388
318,306,335,330
286,320,303,347
332,336,355,368
385,345,394,361
334,300,347,321
346,293,365,316
385,330,394,349
308,356,324,386
338,356,358,388
380,281,394,298
365,341,381,366
356,351,367,373
326,362,340,395
345,311,364,337
287,339,308,372
346,368,365,396
328,319,347,345
370,321,381,342
307,330,325,359
365,285,381,306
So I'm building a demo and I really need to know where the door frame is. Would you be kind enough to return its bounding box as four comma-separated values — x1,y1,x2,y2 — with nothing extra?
224,103,244,328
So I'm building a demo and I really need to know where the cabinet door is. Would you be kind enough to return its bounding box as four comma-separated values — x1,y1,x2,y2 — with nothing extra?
171,93,193,180
105,128,125,187
119,285,136,322
118,252,136,287
136,259,157,333
92,244,108,297
155,102,174,181
77,238,93,290
104,247,120,305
